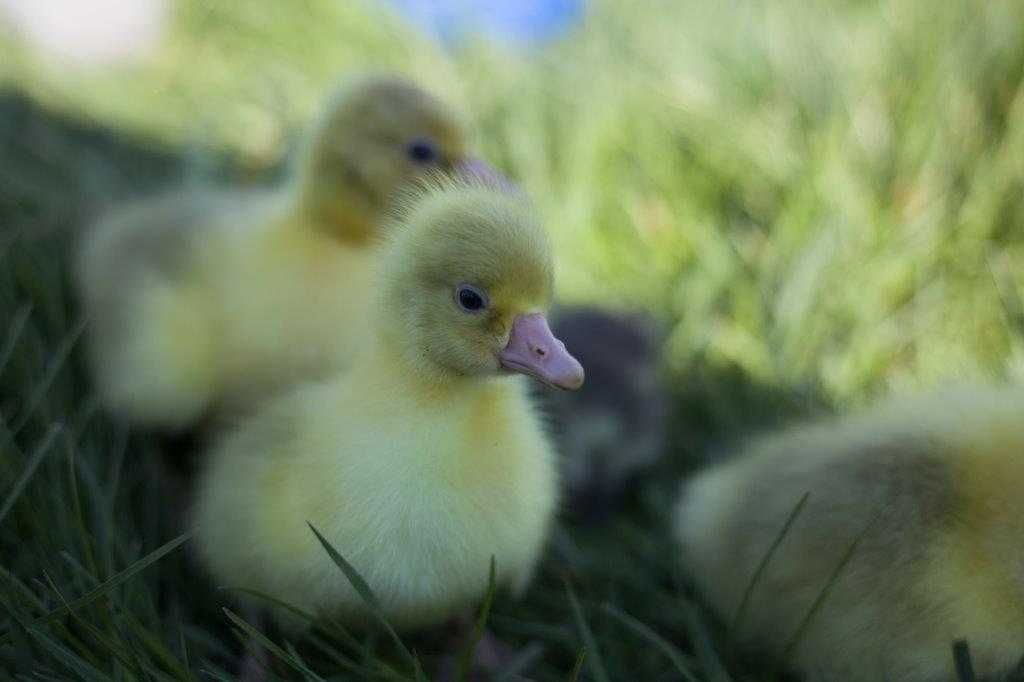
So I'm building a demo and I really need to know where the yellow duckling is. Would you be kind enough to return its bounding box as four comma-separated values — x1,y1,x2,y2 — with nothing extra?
191,179,583,630
674,385,1024,682
76,74,500,429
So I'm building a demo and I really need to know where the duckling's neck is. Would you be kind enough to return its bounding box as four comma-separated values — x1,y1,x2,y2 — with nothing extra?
356,320,497,405
290,180,377,246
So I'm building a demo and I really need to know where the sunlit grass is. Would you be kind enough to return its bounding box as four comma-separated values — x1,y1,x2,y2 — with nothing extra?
5,0,1024,402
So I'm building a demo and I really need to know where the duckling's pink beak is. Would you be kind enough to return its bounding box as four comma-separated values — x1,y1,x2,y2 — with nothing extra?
500,313,585,390
455,157,518,192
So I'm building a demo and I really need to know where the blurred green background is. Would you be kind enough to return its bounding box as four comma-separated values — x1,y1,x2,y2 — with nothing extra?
2,0,1024,679
7,0,1024,404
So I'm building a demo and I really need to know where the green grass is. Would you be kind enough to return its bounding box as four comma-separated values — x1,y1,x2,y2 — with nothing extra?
3,0,1024,678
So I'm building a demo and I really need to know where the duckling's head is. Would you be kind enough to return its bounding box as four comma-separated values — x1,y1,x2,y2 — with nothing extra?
378,181,584,391
298,74,498,244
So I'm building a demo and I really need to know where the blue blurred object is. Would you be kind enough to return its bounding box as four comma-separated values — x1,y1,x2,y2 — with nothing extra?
385,0,585,47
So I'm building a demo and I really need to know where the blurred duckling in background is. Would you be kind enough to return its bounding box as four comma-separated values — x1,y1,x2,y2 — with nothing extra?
538,307,667,522
76,73,499,430
674,385,1024,682
192,178,583,631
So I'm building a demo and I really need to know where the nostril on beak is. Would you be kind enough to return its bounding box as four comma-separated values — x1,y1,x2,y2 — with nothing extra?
532,344,547,359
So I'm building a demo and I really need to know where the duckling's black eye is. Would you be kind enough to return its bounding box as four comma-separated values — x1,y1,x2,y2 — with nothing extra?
407,138,439,164
455,284,489,314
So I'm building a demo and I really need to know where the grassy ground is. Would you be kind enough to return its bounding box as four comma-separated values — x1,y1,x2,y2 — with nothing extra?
3,0,1024,679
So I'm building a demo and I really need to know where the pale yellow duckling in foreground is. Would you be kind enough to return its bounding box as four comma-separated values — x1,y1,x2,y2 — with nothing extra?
675,385,1024,682
192,179,583,630
76,74,498,429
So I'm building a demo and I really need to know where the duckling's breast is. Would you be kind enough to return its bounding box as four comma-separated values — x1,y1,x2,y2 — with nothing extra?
296,379,558,627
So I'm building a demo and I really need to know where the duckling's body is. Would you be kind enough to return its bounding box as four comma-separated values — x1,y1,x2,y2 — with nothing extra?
78,189,375,426
196,353,555,627
675,385,1024,682
192,181,584,629
76,75,480,428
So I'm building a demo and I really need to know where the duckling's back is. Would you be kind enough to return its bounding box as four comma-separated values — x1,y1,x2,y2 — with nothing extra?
77,186,377,427
675,385,1024,682
76,189,268,426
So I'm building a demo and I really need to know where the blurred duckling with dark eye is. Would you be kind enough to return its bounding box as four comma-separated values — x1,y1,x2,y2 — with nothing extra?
192,178,583,631
537,307,668,522
674,385,1024,682
76,74,500,430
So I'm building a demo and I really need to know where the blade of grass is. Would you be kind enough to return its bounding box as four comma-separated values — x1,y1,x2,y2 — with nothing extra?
307,524,379,610
567,649,586,682
0,564,50,612
304,633,360,672
0,590,37,664
564,579,609,682
28,629,109,682
0,229,20,265
986,254,1024,339
105,420,129,491
66,432,98,577
58,546,122,648
953,639,976,682
680,601,732,682
123,611,195,681
456,555,497,682
197,666,236,681
0,568,92,658
494,641,545,682
488,614,571,645
9,317,86,436
114,606,180,679
222,607,324,680
305,632,406,682
180,623,194,682
221,587,317,626
602,603,699,682
104,421,129,551
284,641,317,673
42,570,135,673
13,530,193,638
0,422,63,526
732,491,810,630
315,613,363,654
0,302,32,378
782,514,876,659
307,522,424,680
